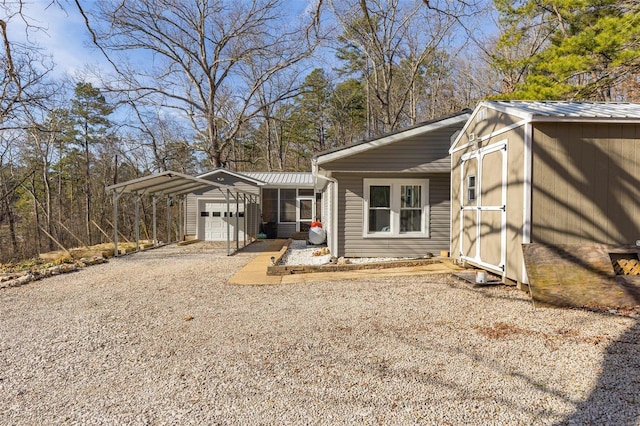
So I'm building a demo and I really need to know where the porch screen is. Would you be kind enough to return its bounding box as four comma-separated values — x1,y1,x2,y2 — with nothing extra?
262,188,278,222
280,189,296,222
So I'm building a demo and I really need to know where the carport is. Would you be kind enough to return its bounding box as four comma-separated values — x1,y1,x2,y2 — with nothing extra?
106,170,260,256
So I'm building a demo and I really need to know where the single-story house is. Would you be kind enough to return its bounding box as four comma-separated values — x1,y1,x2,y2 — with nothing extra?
313,110,471,258
450,101,640,284
185,169,319,240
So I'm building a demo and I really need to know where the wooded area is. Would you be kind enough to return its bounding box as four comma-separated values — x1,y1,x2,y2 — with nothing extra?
1,0,639,262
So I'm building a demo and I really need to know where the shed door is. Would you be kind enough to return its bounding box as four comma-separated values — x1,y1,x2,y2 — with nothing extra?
459,141,507,274
198,201,245,241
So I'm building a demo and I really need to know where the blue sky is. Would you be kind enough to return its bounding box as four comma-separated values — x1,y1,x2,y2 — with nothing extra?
9,0,317,79
6,0,94,77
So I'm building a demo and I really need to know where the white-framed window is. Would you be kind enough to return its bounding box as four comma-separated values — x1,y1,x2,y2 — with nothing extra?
363,178,429,238
467,175,476,203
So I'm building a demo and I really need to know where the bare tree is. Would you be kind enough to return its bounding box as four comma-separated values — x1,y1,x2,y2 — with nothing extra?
79,0,321,168
330,0,460,134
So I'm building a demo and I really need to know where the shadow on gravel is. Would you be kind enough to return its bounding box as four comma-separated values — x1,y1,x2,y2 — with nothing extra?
556,314,640,425
448,276,640,423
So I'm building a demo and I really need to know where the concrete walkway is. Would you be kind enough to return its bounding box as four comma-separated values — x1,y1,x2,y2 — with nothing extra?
227,240,463,285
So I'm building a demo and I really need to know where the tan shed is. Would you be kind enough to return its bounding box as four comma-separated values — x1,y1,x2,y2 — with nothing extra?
450,101,640,285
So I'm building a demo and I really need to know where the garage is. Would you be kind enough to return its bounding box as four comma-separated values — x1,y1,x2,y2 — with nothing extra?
197,199,245,241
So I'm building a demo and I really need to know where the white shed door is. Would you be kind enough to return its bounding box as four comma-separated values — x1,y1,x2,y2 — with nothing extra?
199,201,245,241
459,141,507,275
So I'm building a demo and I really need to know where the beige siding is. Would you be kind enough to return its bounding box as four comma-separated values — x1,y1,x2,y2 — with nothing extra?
531,122,640,245
277,223,296,238
185,172,260,236
321,126,457,173
455,108,525,148
504,129,525,281
335,172,450,257
451,121,526,282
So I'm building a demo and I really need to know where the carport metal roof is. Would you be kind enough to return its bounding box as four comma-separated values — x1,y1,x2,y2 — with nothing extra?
106,170,257,197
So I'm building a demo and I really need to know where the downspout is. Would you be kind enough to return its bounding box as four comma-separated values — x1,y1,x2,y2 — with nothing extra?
313,159,338,257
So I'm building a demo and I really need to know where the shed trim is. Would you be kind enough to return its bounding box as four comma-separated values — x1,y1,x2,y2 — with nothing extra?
450,101,640,154
522,122,533,283
450,119,527,154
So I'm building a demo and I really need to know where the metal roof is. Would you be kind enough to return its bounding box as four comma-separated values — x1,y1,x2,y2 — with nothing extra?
106,170,255,197
242,172,314,187
487,101,640,120
197,168,265,185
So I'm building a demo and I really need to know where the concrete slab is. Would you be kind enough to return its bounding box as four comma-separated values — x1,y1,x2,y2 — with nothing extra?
227,240,286,285
228,240,464,285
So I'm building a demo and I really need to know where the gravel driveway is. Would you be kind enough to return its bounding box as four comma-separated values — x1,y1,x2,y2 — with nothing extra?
1,242,639,425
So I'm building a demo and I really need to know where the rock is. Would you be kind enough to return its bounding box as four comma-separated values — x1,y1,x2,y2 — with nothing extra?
79,256,106,266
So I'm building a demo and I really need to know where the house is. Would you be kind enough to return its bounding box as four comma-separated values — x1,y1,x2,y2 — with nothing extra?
184,169,318,240
450,101,640,285
313,110,471,258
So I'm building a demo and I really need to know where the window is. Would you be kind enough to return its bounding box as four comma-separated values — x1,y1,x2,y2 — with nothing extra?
400,185,421,232
467,175,476,203
280,189,296,222
368,185,391,232
364,179,429,238
261,188,278,222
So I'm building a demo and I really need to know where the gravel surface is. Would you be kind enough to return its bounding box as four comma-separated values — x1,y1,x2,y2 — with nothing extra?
282,240,412,265
1,241,639,425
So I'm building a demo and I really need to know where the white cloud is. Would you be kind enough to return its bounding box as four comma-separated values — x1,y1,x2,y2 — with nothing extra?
5,0,105,78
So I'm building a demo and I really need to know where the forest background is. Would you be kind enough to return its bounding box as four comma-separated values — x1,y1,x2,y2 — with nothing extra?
1,0,639,262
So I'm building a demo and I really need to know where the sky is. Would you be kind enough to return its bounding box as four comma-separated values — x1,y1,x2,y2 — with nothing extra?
8,0,318,80
7,0,95,78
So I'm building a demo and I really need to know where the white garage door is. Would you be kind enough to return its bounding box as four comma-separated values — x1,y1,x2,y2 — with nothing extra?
198,201,245,241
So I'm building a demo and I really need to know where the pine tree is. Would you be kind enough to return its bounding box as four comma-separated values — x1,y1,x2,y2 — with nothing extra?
70,82,113,245
494,0,640,100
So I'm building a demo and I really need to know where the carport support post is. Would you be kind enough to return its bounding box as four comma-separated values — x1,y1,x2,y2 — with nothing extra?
236,193,239,251
178,196,183,241
243,194,247,247
167,195,172,243
152,196,157,246
134,194,140,252
226,189,231,256
113,190,119,257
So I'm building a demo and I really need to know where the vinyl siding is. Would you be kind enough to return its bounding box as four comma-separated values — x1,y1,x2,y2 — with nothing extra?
320,126,459,173
335,172,450,257
451,112,526,282
184,171,259,236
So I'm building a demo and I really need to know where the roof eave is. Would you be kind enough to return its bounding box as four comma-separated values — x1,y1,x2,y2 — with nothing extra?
316,111,471,166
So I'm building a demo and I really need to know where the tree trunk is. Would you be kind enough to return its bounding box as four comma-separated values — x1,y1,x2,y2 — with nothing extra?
84,138,92,245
